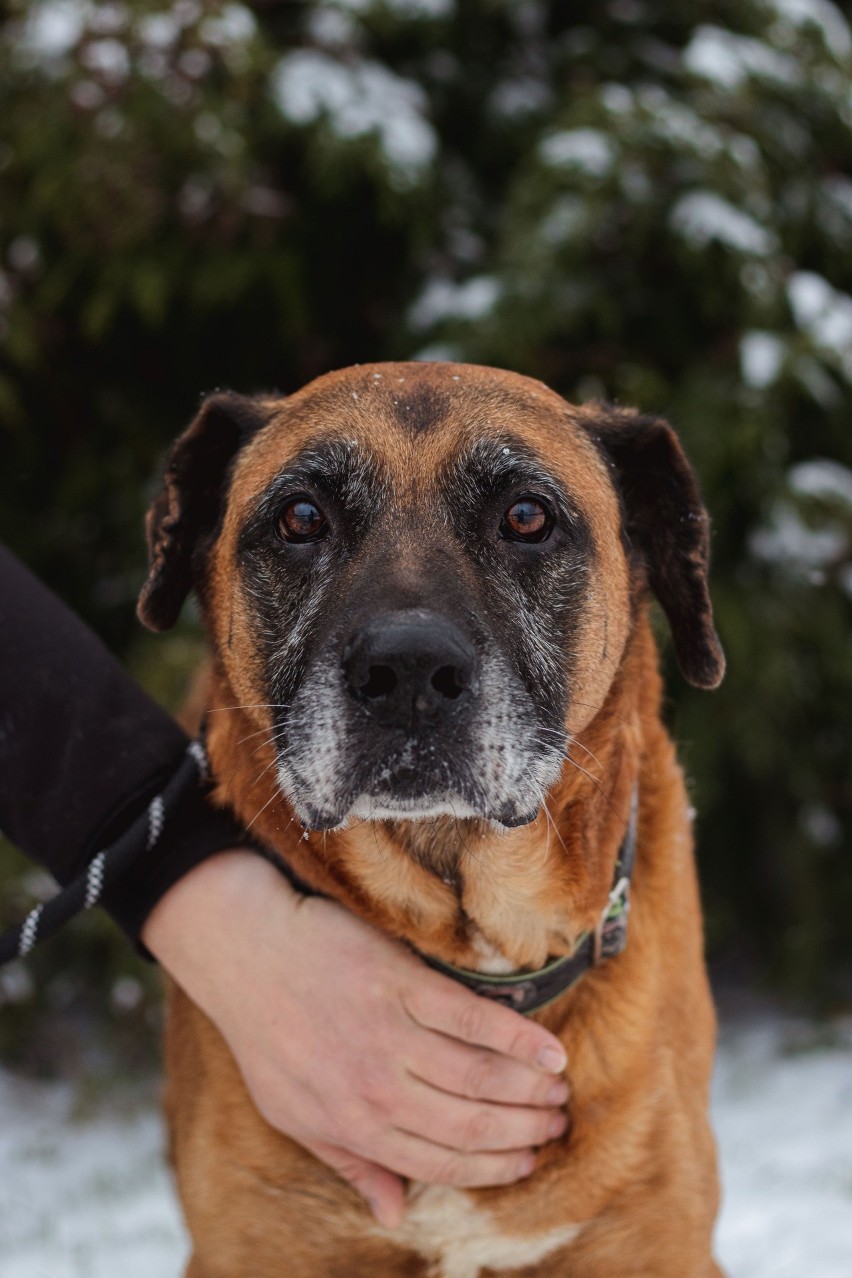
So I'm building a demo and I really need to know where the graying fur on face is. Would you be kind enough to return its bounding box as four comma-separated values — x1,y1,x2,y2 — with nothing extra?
238,432,590,831
276,635,567,830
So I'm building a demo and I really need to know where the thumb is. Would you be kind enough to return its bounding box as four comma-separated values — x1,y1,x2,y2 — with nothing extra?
306,1141,406,1230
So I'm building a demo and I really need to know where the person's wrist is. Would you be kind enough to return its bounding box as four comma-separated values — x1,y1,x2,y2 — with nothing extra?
141,848,301,971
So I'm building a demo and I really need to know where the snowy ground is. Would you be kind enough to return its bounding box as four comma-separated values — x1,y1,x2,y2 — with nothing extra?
1,1016,850,1278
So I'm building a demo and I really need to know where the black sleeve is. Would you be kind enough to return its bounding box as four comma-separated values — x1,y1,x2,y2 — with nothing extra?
0,545,244,944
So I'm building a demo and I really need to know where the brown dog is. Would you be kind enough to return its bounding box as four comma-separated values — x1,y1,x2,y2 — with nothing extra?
139,362,726,1277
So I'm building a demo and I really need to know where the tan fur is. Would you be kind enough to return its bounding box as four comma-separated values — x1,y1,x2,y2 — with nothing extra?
162,363,723,1276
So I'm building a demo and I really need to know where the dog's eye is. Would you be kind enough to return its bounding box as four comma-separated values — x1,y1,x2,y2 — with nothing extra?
277,497,328,543
501,497,553,543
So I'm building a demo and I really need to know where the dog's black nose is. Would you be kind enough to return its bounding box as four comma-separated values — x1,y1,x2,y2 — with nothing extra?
342,611,477,727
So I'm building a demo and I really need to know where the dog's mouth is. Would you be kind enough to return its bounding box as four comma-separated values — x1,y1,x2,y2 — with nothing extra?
348,786,539,828
278,746,548,833
292,794,540,833
349,792,483,823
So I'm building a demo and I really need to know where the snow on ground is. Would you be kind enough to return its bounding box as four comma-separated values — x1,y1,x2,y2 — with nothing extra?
0,1074,188,1278
714,1017,852,1277
1,1017,850,1277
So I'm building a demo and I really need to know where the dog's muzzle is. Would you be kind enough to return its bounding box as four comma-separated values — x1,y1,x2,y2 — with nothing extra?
277,604,562,833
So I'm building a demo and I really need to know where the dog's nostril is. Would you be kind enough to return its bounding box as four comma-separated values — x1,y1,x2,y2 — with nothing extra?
343,614,477,721
361,664,397,700
431,665,465,700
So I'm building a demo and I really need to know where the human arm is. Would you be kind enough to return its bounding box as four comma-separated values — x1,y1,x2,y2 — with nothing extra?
0,544,243,937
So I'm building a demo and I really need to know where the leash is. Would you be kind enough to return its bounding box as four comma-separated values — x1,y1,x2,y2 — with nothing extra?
417,787,639,1014
0,739,210,968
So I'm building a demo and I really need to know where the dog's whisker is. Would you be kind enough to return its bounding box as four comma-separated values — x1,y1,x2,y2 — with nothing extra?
569,700,631,727
561,752,620,815
526,733,604,784
541,798,569,861
543,733,605,775
531,725,604,771
370,816,393,865
447,800,485,872
245,753,285,802
539,807,552,870
568,738,604,770
208,703,293,714
211,758,255,810
249,728,289,758
237,723,288,747
244,787,283,833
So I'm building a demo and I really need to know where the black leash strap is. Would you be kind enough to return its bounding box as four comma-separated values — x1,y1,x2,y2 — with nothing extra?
0,739,209,968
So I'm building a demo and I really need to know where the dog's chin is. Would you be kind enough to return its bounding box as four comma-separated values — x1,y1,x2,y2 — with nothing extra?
289,789,539,832
348,793,482,823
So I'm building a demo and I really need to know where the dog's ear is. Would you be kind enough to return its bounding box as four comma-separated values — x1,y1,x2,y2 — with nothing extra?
584,406,725,689
137,392,271,632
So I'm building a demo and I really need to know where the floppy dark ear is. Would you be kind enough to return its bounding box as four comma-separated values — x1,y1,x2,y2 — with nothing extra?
137,392,270,632
584,406,725,689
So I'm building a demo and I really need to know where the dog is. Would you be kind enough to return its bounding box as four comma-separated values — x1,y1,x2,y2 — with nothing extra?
138,361,726,1277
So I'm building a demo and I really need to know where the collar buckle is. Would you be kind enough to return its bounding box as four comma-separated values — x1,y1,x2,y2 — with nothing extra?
594,875,631,965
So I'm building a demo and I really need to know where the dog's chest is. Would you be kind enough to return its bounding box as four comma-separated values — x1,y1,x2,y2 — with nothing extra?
388,1184,581,1278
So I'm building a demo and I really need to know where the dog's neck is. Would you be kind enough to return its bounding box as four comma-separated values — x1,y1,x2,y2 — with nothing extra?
204,621,656,974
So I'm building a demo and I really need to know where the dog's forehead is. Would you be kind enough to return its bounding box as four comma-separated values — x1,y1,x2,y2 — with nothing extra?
229,362,611,513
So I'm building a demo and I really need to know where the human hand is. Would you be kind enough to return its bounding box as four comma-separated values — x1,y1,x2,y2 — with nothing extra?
141,850,569,1229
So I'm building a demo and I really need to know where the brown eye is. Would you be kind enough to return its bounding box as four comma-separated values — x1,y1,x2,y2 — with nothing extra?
277,497,328,543
501,496,553,543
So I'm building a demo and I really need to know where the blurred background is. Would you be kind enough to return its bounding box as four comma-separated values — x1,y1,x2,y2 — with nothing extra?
1,5,852,1274
0,0,850,1075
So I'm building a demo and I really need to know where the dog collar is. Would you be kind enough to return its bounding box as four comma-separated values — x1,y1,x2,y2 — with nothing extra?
418,789,639,1016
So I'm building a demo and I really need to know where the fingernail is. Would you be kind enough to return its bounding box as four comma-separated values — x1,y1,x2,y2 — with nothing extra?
546,1113,567,1140
519,1153,537,1177
538,1045,567,1073
545,1080,569,1105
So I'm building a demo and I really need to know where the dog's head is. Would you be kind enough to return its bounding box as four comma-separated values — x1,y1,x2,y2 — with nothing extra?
139,363,723,832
